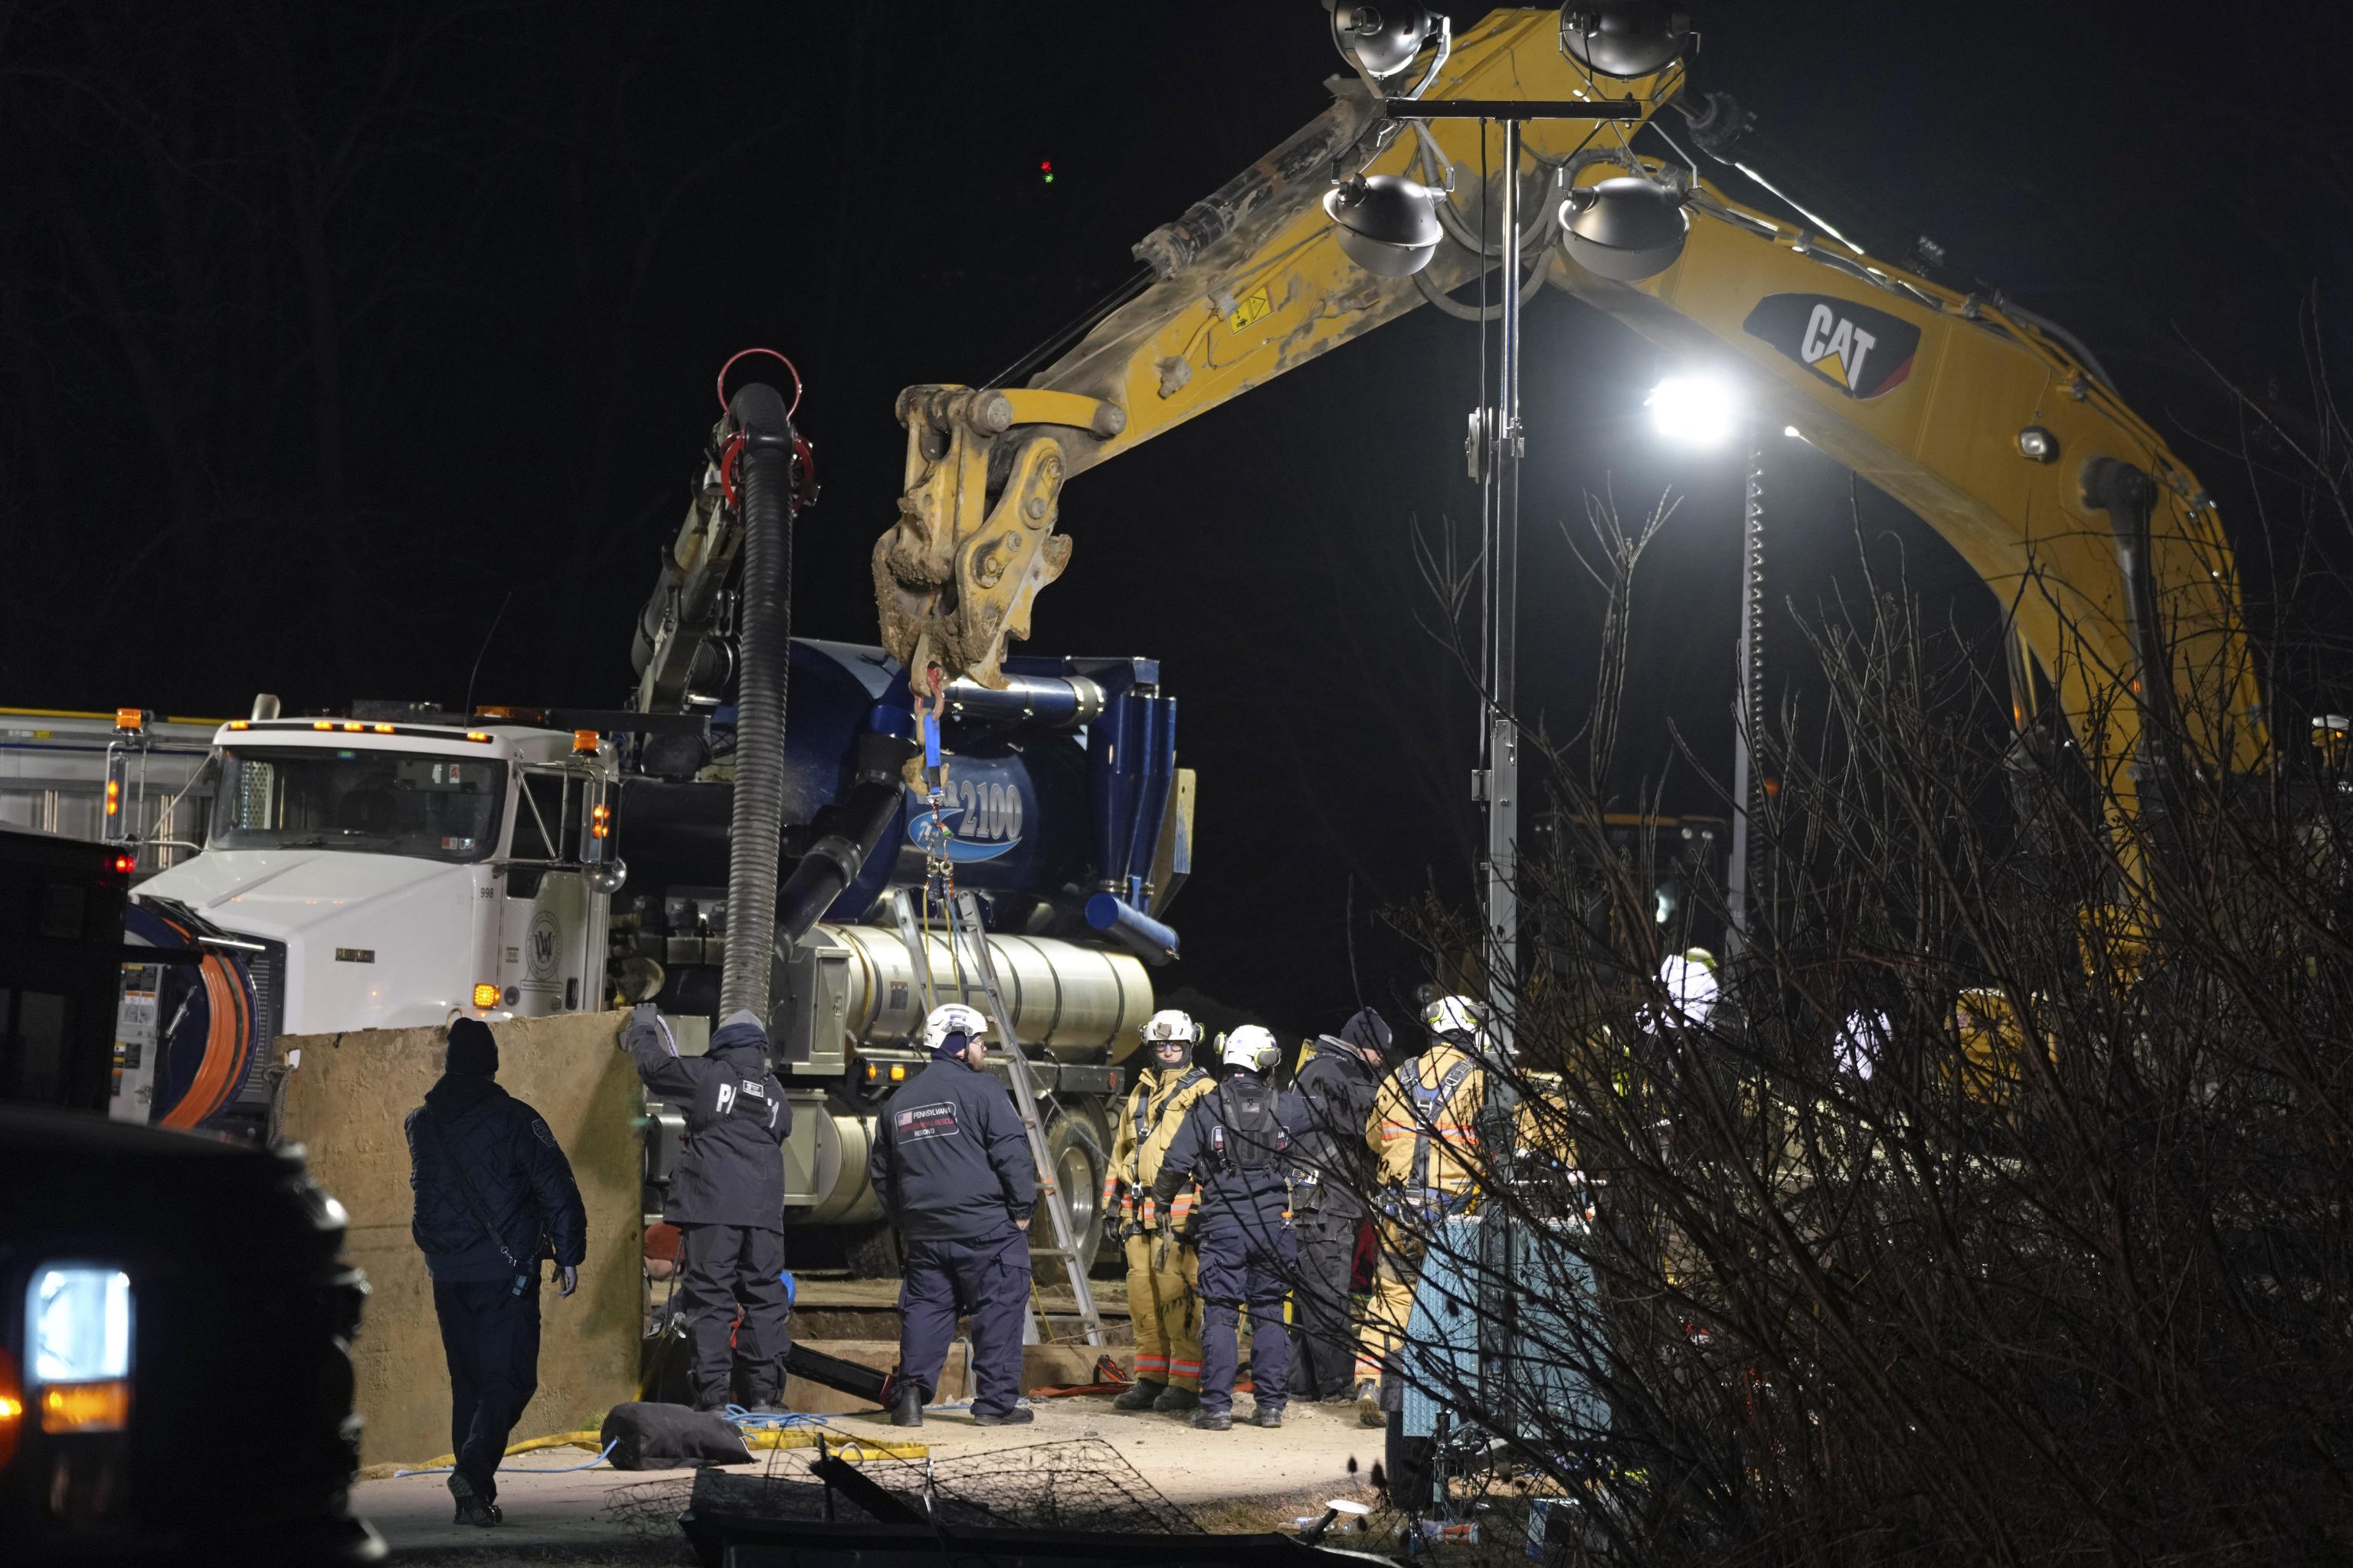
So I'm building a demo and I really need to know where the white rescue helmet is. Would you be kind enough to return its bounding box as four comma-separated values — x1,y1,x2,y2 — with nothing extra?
1422,994,1484,1046
1219,1024,1282,1073
1140,1009,1202,1050
921,1002,991,1055
1658,949,1718,1023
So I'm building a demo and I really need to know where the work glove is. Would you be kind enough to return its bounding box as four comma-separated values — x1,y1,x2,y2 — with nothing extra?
626,1001,664,1051
558,1265,579,1298
1101,1203,1125,1246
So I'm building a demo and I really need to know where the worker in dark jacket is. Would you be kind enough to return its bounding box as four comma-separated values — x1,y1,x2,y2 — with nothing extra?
1150,1025,1309,1431
1288,1007,1389,1402
867,1002,1036,1429
624,1003,793,1413
406,1016,587,1528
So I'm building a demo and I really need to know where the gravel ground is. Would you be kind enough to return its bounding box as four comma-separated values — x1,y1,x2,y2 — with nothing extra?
358,1389,1390,1563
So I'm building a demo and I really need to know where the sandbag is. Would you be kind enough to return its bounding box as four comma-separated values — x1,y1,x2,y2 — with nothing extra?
599,1401,751,1471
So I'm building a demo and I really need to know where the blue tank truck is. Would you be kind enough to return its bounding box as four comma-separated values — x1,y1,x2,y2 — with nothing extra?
106,375,1188,1269
617,634,1191,1268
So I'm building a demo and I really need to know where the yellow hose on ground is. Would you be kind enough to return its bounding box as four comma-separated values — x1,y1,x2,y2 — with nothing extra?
414,1424,927,1468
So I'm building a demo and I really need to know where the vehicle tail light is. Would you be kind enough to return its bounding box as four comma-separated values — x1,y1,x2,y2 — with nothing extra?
473,983,499,1010
0,1348,21,1469
40,1379,130,1435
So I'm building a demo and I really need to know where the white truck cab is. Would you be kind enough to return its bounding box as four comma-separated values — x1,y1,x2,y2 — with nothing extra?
133,717,620,1036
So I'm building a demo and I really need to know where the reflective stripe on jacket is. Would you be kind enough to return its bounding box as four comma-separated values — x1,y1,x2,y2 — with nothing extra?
1368,1043,1485,1196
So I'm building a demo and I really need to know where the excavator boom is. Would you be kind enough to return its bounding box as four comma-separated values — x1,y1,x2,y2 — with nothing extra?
875,6,2266,821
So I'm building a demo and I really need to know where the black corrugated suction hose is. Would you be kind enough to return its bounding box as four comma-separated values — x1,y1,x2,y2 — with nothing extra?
720,382,796,1020
774,732,918,941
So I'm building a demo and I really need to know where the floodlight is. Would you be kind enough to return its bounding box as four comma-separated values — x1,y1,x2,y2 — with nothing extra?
1558,176,1689,280
1324,175,1441,277
1328,2,1436,78
1559,2,1695,80
1647,375,1739,446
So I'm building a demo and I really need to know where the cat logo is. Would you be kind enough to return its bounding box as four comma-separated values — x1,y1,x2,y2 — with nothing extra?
1741,293,1921,401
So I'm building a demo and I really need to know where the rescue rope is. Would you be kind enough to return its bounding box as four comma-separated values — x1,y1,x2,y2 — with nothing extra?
392,1436,617,1478
392,1419,928,1477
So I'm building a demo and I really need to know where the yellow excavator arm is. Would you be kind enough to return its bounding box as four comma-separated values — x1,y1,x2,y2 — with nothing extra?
873,6,2266,816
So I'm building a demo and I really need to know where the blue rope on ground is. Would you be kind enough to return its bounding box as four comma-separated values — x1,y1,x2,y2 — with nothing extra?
391,1439,618,1479
721,1403,833,1431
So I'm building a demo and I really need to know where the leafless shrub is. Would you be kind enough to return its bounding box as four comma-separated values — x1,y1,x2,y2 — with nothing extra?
1314,460,2353,1563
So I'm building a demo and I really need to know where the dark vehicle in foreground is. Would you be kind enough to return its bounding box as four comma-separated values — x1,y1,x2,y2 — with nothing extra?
0,1107,377,1562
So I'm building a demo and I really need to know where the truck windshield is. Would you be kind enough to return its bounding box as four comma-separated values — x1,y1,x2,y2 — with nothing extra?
209,747,507,863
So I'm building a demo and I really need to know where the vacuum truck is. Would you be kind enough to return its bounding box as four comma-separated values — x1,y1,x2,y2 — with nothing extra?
102,375,1190,1268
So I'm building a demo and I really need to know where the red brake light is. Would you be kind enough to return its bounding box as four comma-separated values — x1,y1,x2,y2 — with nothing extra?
111,853,136,875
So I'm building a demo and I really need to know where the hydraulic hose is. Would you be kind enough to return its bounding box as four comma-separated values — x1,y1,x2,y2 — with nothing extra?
719,382,797,1021
773,732,916,943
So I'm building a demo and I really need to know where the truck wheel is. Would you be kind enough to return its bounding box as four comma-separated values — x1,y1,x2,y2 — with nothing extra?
840,1221,898,1280
1040,1112,1107,1269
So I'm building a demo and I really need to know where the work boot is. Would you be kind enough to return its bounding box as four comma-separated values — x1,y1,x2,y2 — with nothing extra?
1111,1379,1166,1412
1191,1407,1233,1431
742,1392,792,1417
973,1405,1035,1426
448,1473,502,1528
1151,1383,1199,1413
889,1380,925,1428
1320,1389,1357,1405
1252,1403,1285,1429
1354,1380,1384,1428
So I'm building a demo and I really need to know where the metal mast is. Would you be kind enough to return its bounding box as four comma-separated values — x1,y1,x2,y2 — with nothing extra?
1484,119,1524,1049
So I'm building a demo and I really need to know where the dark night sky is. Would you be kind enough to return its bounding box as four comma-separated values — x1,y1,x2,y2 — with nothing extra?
6,2,2347,1033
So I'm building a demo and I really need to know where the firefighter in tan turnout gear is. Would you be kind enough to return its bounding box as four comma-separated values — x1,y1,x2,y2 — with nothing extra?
1104,1008,1216,1411
1356,994,1493,1427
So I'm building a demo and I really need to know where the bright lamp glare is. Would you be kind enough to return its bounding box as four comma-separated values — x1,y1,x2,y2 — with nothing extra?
31,1267,133,1384
1647,376,1739,446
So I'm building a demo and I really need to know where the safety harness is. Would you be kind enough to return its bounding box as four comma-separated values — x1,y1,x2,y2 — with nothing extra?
1114,1066,1208,1235
1390,1055,1478,1216
1132,1067,1209,1170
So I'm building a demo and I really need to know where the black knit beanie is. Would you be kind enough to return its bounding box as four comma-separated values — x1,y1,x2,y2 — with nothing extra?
447,1016,499,1077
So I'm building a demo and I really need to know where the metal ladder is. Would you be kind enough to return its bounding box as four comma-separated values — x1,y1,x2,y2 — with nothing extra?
888,889,1105,1347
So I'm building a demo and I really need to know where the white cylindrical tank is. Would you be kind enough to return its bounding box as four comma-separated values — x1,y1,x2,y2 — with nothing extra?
821,923,1152,1062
